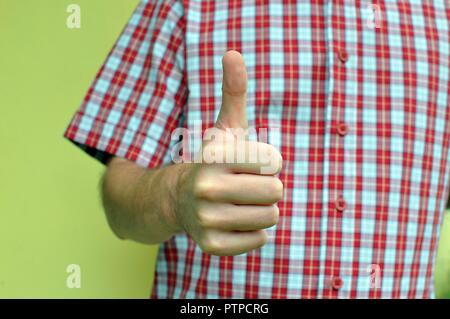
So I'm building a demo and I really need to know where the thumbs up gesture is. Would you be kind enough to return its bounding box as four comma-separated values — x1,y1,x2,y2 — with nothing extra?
174,51,283,256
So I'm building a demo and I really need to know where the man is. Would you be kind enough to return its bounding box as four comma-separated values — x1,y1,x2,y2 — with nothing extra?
64,0,450,298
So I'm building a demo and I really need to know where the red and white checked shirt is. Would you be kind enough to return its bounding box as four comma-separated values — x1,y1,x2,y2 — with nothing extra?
65,0,450,298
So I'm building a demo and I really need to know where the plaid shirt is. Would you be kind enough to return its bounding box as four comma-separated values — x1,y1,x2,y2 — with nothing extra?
64,0,450,298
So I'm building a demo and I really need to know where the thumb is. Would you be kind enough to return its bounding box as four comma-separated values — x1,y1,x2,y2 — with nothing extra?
215,50,248,130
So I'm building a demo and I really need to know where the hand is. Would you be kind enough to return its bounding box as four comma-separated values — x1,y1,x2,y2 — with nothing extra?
174,51,283,256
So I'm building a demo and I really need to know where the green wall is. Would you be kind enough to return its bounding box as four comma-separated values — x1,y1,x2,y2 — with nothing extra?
0,0,157,298
0,0,448,298
436,213,450,298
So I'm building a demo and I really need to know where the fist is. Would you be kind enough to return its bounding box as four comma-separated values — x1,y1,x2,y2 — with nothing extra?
174,51,283,256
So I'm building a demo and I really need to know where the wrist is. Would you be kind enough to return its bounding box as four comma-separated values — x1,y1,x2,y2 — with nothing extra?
157,163,190,233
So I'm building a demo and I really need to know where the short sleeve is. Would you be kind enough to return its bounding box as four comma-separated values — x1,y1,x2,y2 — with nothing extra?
64,0,187,169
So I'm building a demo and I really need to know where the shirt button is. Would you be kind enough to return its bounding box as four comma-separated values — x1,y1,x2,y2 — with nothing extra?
336,122,348,136
331,277,344,290
335,196,346,212
338,49,349,63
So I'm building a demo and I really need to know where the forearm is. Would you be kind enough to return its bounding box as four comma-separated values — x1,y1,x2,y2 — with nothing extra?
101,157,184,244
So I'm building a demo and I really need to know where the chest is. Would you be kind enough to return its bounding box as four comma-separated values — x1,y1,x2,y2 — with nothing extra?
183,0,449,132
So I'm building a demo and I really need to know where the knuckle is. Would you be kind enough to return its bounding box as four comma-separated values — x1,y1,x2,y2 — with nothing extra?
196,208,213,228
269,146,283,174
257,230,269,247
198,236,213,254
275,150,283,174
203,141,227,164
267,144,278,157
199,235,223,255
258,143,283,175
192,171,206,196
193,176,217,199
268,205,280,226
268,178,284,202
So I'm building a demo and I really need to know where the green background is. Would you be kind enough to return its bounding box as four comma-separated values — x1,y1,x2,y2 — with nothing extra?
0,0,157,298
0,0,448,298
